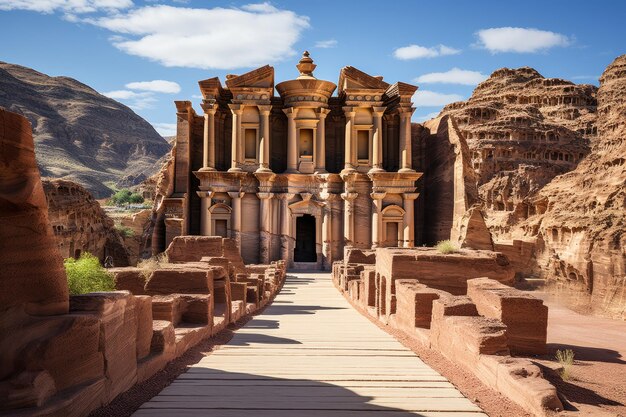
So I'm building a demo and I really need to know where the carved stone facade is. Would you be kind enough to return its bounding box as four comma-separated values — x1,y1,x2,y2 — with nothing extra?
154,52,422,268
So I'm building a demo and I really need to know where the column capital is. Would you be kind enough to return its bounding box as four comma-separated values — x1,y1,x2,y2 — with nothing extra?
341,192,358,201
317,107,331,118
320,192,340,202
257,192,274,200
228,103,244,114
403,192,419,200
372,106,387,116
398,106,416,117
196,190,215,198
202,101,218,114
370,192,387,200
342,106,355,117
283,107,298,118
257,104,272,115
227,191,245,199
276,193,295,201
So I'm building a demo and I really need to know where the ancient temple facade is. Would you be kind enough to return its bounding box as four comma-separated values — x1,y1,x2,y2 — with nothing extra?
159,52,423,269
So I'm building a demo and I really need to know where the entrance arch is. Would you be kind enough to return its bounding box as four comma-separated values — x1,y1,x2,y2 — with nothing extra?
294,214,316,262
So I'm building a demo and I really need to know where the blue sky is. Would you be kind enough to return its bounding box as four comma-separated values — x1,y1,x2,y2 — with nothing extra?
1,0,624,136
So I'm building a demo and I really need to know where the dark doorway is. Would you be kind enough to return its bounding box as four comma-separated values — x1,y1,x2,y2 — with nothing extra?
294,214,316,262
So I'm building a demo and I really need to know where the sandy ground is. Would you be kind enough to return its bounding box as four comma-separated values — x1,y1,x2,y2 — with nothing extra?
531,292,626,417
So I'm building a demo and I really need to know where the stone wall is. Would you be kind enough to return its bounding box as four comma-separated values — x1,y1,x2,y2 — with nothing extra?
44,178,130,266
332,248,561,417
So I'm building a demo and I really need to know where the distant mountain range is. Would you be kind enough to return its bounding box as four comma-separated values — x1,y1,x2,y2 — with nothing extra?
0,61,171,197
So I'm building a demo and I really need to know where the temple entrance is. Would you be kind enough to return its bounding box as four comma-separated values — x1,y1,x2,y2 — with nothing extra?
294,214,316,262
384,222,399,247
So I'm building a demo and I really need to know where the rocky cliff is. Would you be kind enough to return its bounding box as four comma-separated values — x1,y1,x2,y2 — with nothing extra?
439,67,597,236
0,61,171,197
44,179,130,266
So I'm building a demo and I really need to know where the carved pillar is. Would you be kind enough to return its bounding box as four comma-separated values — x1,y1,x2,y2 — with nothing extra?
200,102,217,171
341,192,358,246
257,192,273,263
284,108,298,173
315,108,330,173
399,108,415,172
257,105,272,173
277,193,294,263
370,107,386,173
342,107,356,173
228,191,244,251
321,194,338,270
198,190,214,236
370,192,386,248
228,104,243,172
402,192,419,247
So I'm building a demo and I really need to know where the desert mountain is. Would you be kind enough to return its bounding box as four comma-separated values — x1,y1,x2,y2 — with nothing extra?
0,61,171,197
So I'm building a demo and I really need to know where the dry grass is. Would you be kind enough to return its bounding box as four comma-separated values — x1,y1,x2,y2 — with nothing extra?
555,349,575,380
436,240,459,254
137,253,169,279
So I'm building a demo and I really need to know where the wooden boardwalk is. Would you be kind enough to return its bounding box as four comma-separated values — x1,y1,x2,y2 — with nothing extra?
135,272,487,417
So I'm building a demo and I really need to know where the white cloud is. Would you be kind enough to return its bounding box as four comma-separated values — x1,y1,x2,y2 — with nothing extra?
315,39,337,48
476,27,570,53
125,80,181,94
87,4,310,69
152,122,177,137
414,112,440,123
191,94,204,99
0,0,133,13
393,44,460,60
103,90,157,110
411,90,464,107
415,68,487,86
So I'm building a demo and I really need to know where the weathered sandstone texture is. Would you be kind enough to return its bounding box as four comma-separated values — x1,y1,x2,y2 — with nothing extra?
0,109,286,416
44,178,130,266
332,248,560,417
114,208,152,265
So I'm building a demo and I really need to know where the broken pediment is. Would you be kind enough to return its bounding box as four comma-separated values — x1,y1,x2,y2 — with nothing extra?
338,66,390,95
225,65,275,89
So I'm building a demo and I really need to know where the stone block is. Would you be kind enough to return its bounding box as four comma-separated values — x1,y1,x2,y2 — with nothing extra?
145,268,214,295
150,320,176,355
395,280,452,330
134,295,153,360
165,236,223,263
231,282,247,303
180,294,212,325
467,277,548,354
151,295,184,326
110,267,146,295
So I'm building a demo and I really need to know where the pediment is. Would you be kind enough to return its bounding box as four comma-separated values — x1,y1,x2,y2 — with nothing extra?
225,65,275,89
338,66,390,94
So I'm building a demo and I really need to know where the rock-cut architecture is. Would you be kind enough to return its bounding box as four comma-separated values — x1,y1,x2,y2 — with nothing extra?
157,52,422,269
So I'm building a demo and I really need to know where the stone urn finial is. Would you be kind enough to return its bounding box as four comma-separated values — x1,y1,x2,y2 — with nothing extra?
296,50,316,78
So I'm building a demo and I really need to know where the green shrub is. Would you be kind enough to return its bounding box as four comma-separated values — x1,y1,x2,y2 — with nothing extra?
64,252,115,295
555,349,575,380
436,240,459,254
115,224,134,238
129,193,144,204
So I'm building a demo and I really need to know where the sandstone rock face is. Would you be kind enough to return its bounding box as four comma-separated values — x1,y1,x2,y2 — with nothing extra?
523,55,626,317
0,61,171,197
0,108,69,316
44,179,130,266
439,67,597,238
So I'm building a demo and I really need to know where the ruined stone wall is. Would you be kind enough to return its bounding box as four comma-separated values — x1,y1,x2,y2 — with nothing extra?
44,178,130,266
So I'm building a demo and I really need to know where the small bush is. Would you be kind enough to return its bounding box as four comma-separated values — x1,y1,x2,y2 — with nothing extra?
436,240,459,254
115,224,134,238
64,252,115,295
108,189,144,206
137,253,169,279
555,349,575,380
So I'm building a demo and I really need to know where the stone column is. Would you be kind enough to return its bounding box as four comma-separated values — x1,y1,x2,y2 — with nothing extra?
228,191,244,251
284,108,298,173
277,193,294,263
257,105,272,173
315,108,330,173
399,108,415,173
341,192,358,246
228,104,243,172
200,102,217,171
342,107,356,173
370,107,386,173
370,192,386,248
257,192,273,263
402,192,419,247
321,194,338,270
198,190,214,236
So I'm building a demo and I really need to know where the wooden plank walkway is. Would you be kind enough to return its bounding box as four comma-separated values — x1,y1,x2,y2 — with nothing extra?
134,272,487,417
